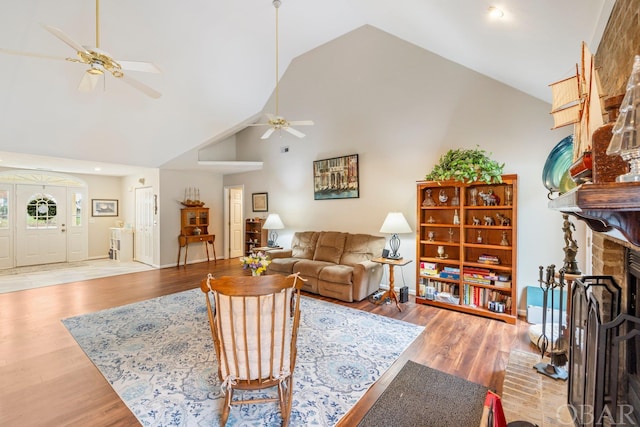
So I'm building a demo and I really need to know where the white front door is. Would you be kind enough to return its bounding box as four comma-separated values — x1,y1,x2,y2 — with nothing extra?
16,184,67,266
135,187,154,265
229,187,244,258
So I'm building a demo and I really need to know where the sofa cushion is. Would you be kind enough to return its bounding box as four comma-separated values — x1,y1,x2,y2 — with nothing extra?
290,231,319,259
292,259,334,278
269,257,300,274
340,234,386,266
319,264,353,285
313,232,347,264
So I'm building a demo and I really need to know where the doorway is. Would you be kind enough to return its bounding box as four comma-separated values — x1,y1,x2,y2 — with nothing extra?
0,171,88,269
135,187,155,265
224,185,244,259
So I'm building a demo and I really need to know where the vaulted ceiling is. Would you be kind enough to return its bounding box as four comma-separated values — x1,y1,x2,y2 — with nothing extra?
0,0,614,175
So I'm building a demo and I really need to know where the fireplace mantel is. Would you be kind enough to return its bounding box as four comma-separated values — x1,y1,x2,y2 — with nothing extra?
548,182,640,246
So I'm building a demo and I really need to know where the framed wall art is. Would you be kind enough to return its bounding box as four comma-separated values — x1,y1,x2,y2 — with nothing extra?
92,199,118,217
252,192,268,212
313,154,359,200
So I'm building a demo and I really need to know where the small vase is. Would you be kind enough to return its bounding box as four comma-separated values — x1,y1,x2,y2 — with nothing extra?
251,270,261,276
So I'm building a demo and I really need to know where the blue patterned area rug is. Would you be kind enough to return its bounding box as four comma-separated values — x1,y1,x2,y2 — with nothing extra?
62,289,424,426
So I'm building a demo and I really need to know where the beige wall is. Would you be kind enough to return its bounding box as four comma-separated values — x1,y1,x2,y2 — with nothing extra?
159,169,224,267
224,25,575,312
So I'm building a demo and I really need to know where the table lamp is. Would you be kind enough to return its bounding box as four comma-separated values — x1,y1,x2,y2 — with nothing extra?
379,212,412,259
263,213,285,247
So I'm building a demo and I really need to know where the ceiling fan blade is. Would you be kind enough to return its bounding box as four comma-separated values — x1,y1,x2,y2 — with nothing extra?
288,120,314,126
78,70,101,92
284,127,306,138
118,60,161,73
0,47,67,61
42,24,89,55
118,73,162,99
247,123,270,127
261,128,276,139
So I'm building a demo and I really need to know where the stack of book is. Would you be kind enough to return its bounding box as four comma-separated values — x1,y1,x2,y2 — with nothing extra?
439,266,460,280
420,261,439,276
477,254,500,265
463,267,493,285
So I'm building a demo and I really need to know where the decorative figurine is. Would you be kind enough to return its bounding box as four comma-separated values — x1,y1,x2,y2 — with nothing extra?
562,214,581,274
423,189,436,206
472,216,481,226
448,228,454,242
476,230,483,244
479,190,500,206
495,212,511,226
451,187,460,206
453,209,460,225
428,231,435,242
437,245,447,259
504,186,513,205
500,231,509,246
438,189,449,205
469,187,478,206
483,215,495,226
427,216,436,224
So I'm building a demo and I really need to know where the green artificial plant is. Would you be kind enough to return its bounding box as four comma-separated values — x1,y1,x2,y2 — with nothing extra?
425,146,504,183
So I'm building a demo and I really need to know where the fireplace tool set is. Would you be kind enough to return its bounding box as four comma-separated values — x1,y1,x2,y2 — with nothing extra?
534,264,569,380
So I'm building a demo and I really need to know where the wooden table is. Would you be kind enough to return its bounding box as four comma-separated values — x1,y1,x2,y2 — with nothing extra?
177,234,216,267
371,257,412,311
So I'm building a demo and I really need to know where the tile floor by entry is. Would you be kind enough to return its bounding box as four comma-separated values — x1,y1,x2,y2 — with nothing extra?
0,259,155,294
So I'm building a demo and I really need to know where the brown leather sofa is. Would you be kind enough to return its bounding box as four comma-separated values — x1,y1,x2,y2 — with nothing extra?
266,231,386,302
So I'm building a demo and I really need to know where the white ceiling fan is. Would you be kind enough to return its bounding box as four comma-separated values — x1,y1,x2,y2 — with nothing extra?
249,0,313,139
0,0,161,98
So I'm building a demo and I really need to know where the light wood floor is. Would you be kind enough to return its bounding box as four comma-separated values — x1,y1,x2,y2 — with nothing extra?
0,259,537,426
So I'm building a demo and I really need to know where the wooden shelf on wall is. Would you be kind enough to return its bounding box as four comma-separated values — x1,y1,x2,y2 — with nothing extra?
547,182,640,246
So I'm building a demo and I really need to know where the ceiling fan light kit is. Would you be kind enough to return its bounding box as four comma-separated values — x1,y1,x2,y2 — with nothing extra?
250,0,314,140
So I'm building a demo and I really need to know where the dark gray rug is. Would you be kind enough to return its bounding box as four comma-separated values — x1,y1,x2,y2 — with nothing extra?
358,360,488,427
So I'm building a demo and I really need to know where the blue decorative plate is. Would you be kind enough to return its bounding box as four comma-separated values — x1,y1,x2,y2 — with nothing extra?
542,135,574,193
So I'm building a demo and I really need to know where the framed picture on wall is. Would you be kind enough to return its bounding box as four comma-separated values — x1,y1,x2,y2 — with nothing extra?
252,193,268,212
92,199,119,217
313,154,359,200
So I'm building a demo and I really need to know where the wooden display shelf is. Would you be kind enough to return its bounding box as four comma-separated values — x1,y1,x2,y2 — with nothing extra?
416,174,517,323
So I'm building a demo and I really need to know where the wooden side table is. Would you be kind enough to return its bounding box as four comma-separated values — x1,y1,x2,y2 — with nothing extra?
371,257,412,311
177,234,216,267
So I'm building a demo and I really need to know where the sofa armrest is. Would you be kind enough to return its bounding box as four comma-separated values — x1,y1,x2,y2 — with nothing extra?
351,260,384,301
267,249,293,259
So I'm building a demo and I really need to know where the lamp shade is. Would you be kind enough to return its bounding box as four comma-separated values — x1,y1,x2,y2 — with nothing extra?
379,212,412,234
263,213,285,230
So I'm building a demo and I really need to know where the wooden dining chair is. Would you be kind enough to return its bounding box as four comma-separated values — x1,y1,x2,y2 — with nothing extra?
200,273,304,426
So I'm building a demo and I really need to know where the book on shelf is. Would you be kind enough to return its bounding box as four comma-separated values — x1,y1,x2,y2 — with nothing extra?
439,271,460,280
477,254,500,265
463,276,492,285
494,280,512,288
420,261,438,270
443,266,460,273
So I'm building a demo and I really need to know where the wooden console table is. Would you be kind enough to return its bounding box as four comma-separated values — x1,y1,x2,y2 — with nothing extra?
177,234,216,267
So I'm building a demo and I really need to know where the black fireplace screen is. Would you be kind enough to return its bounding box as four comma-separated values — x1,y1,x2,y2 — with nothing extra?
568,246,640,427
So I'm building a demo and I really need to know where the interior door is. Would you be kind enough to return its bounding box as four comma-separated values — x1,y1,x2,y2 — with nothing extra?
0,185,12,269
135,187,154,265
16,184,67,266
229,187,244,258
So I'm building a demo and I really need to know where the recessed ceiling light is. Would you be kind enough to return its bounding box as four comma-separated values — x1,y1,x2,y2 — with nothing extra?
488,6,505,19
94,167,102,171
